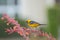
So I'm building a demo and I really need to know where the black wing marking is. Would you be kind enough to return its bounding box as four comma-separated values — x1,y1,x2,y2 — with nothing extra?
30,21,39,24
30,21,46,25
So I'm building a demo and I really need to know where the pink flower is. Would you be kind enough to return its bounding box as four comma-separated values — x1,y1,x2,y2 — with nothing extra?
2,14,10,19
5,27,14,34
1,17,4,20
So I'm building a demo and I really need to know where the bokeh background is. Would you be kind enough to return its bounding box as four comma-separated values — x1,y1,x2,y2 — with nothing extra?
0,0,60,40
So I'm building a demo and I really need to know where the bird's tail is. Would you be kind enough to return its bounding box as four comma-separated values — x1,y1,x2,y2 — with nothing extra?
39,24,46,25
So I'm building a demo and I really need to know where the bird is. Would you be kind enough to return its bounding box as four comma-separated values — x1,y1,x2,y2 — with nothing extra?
26,19,46,28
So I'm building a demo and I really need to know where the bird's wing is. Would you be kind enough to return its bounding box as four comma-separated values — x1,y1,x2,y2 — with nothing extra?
30,21,39,24
30,21,47,25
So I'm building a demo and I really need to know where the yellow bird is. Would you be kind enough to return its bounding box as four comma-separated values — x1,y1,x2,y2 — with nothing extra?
26,19,46,28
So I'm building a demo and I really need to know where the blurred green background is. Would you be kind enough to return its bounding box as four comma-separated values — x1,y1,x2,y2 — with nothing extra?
47,5,60,38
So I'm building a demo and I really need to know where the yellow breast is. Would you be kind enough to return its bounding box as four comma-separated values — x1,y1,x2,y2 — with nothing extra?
28,23,40,28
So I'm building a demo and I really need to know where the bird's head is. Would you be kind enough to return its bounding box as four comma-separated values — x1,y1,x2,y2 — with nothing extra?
26,19,31,23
